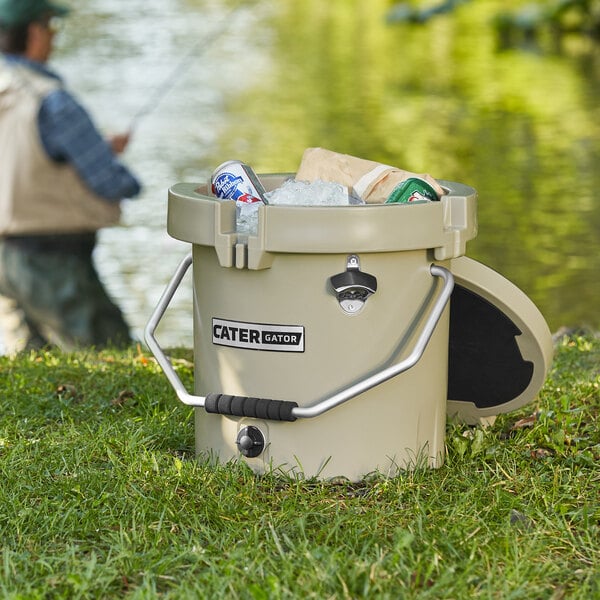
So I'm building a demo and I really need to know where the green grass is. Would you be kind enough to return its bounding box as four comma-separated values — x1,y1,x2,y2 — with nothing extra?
0,336,598,599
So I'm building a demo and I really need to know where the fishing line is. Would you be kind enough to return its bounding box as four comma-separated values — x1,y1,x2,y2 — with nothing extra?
128,4,244,132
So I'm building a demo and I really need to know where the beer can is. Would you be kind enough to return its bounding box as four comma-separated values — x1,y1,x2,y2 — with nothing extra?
384,177,439,204
211,160,267,205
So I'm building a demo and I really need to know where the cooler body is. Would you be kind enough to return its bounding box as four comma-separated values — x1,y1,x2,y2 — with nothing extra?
165,175,477,480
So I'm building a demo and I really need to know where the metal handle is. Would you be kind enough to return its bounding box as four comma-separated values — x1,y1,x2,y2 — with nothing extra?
144,253,200,406
145,255,453,420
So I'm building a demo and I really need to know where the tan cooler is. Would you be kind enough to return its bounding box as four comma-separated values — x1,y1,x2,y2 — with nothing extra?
145,175,553,481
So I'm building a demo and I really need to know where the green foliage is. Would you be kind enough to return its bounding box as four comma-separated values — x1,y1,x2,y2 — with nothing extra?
493,0,600,46
387,0,600,41
0,337,598,598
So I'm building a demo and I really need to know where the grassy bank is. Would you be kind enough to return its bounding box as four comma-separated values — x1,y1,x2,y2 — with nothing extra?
0,336,598,599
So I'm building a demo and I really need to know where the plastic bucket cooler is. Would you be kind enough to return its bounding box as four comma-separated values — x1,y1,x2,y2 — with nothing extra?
146,174,553,481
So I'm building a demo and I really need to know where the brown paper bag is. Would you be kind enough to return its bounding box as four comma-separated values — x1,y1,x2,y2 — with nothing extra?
295,147,444,204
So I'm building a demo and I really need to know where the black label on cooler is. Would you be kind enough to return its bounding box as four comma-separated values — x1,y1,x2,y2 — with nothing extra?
212,318,305,352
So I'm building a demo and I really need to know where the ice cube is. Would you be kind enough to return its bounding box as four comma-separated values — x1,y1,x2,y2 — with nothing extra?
265,179,364,206
236,200,260,235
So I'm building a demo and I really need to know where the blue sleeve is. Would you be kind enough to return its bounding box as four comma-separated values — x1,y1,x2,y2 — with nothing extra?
37,89,142,201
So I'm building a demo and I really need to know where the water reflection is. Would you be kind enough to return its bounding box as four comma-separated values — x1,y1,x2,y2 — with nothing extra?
50,0,600,348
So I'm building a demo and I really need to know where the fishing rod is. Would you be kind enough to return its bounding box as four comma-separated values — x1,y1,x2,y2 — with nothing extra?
128,5,243,132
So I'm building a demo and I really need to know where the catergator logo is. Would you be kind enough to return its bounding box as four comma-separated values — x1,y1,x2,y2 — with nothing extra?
212,318,305,352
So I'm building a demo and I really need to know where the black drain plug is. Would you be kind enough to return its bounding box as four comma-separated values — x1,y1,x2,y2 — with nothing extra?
236,426,265,458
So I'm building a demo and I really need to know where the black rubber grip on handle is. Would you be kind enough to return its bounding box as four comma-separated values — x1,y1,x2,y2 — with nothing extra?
204,393,298,422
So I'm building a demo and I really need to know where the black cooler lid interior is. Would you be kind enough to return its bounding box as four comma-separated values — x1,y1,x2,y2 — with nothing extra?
446,257,554,424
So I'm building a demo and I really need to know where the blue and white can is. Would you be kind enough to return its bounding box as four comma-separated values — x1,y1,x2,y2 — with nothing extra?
211,160,266,205
211,160,267,235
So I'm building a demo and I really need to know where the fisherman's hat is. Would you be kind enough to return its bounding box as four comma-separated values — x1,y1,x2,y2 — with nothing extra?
0,0,70,27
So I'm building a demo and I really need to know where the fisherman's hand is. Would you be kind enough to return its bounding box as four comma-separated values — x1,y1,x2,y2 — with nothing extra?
109,132,131,155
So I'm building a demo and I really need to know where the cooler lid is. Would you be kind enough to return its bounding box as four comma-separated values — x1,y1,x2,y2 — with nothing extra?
447,256,554,424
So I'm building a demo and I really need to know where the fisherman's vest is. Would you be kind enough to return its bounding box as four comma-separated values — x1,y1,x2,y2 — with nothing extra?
0,62,120,236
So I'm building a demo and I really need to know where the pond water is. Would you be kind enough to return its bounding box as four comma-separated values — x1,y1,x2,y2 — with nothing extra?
49,0,600,348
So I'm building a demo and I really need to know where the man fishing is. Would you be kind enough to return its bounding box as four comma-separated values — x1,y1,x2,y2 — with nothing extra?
0,0,141,353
